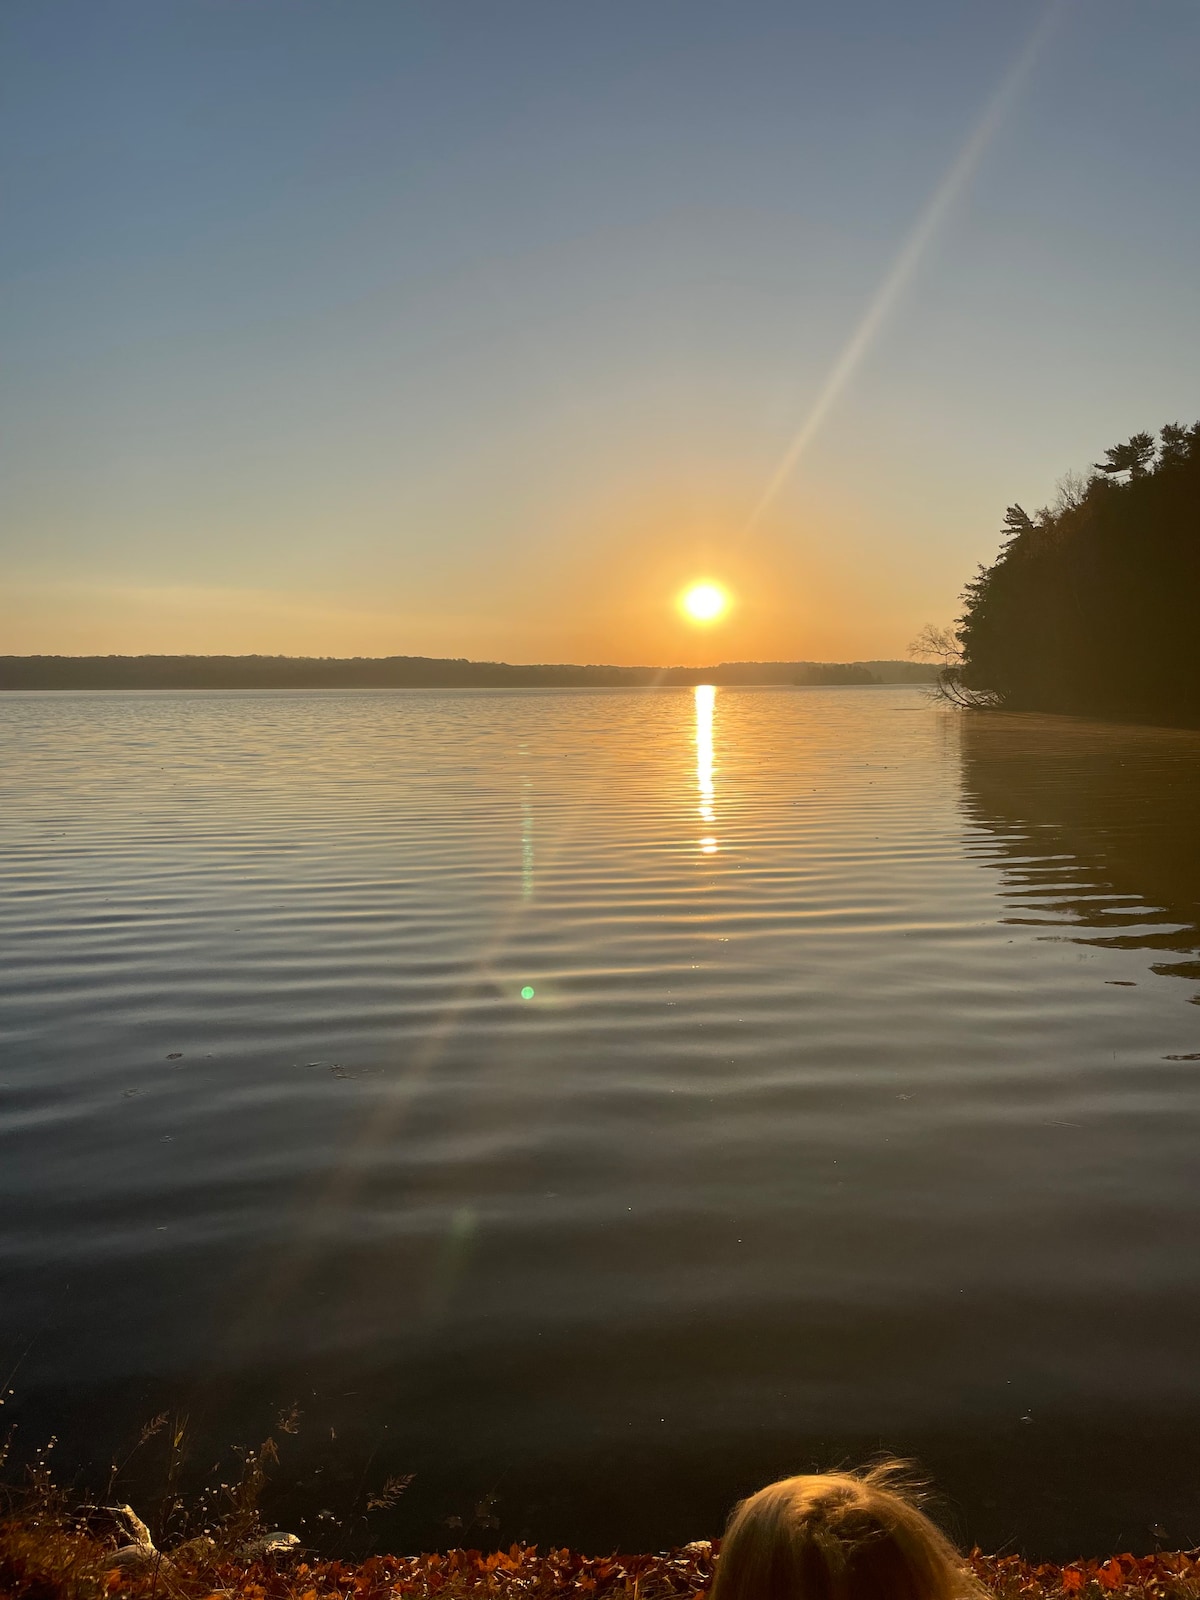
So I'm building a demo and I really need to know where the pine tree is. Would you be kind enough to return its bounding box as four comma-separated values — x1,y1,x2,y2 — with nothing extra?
1095,431,1156,479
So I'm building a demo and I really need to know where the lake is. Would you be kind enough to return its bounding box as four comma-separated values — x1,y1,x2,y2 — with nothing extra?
2,686,1199,1558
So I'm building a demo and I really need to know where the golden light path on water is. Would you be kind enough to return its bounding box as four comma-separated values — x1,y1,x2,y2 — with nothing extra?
695,684,718,856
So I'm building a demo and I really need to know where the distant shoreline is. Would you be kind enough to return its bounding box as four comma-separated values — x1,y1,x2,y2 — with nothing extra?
0,654,937,691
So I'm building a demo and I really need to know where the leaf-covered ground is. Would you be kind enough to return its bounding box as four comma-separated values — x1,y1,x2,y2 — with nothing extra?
6,1526,1200,1600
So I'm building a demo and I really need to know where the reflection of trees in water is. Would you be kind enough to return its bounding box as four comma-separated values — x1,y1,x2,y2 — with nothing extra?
960,714,1200,992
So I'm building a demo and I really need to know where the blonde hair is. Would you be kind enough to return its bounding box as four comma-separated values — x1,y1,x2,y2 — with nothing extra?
710,1462,979,1600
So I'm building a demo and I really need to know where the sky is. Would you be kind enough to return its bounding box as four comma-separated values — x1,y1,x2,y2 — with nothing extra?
2,0,1198,666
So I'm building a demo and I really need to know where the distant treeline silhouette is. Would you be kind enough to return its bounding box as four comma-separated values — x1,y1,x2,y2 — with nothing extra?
0,655,937,691
953,422,1200,721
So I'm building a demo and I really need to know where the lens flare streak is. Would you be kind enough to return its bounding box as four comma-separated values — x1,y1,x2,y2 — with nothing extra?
742,0,1066,534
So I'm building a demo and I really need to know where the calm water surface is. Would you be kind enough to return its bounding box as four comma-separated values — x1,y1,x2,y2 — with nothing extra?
2,687,1199,1555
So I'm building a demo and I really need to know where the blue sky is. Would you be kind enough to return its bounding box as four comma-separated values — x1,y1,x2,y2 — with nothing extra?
2,0,1197,662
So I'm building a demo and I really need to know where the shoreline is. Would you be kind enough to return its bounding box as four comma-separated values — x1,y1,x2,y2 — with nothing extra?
0,653,934,692
5,1521,1200,1600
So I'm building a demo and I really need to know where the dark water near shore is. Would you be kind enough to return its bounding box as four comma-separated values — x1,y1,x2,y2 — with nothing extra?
2,686,1199,1557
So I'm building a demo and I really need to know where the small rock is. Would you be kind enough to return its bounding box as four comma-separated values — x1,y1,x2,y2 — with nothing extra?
236,1531,301,1560
108,1544,162,1569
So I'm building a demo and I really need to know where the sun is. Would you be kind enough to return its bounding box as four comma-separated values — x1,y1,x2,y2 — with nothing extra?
680,582,730,624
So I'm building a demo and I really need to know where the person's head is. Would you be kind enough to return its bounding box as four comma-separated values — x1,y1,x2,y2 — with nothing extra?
710,1461,978,1600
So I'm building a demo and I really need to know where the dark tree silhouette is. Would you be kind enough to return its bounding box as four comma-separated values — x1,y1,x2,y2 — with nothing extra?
954,423,1200,722
1002,505,1034,539
0,655,895,691
1095,431,1157,480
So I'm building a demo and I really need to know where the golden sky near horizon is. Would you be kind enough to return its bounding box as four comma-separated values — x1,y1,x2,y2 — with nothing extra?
0,483,961,665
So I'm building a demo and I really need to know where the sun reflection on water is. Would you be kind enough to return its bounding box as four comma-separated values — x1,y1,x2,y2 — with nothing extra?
694,684,717,853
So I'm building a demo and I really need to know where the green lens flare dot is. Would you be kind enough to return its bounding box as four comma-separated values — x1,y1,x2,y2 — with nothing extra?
520,985,536,1000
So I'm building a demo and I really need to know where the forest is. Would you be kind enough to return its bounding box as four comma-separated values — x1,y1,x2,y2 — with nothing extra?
944,422,1200,722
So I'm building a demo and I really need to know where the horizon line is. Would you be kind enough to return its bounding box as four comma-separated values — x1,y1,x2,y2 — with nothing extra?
0,650,922,669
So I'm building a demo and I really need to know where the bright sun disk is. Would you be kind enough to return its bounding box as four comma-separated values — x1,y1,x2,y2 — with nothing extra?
681,582,729,623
